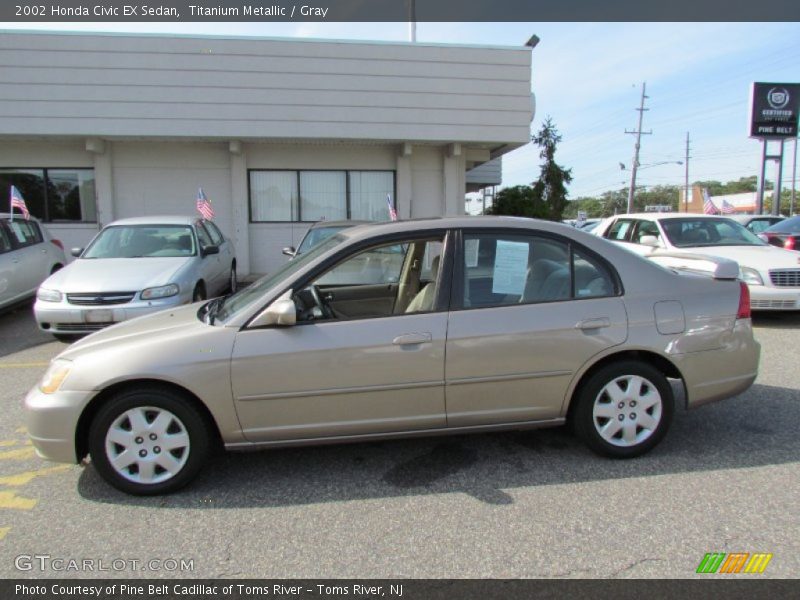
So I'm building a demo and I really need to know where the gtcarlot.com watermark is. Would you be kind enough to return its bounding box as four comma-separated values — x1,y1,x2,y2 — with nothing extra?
15,554,194,573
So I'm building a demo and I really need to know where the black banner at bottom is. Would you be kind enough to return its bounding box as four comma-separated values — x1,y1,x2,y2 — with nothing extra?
4,579,796,600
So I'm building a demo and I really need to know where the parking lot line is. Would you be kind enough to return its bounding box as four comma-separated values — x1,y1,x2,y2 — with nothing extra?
0,465,71,487
0,448,35,461
0,362,48,369
0,491,37,510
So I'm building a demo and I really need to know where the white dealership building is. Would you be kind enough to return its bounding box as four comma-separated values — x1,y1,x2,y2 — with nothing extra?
0,30,533,275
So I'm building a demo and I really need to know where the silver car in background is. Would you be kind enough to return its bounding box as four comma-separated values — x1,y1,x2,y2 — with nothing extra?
0,213,66,312
25,217,759,495
34,215,236,337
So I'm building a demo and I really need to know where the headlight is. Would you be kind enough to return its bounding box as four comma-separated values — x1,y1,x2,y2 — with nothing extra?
740,267,763,286
36,288,62,302
39,360,72,394
141,284,179,300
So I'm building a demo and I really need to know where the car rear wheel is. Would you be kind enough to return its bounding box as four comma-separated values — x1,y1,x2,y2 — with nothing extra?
573,361,673,458
88,387,213,495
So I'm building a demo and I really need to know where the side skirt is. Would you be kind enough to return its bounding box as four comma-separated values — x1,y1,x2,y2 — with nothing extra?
225,418,567,451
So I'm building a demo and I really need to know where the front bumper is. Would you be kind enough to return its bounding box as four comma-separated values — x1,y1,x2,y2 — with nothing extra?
34,294,190,334
748,285,800,311
24,386,96,464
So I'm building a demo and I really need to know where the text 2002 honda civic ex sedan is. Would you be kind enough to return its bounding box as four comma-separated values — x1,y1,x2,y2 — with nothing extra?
25,217,760,495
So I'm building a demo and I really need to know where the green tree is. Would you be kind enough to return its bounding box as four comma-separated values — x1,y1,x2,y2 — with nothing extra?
531,117,573,221
486,185,545,218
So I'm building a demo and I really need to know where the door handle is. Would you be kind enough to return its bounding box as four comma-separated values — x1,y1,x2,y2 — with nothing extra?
575,318,611,330
392,332,432,346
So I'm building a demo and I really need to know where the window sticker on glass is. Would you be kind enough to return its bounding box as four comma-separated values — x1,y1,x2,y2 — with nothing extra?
465,239,480,268
8,222,26,243
492,240,528,295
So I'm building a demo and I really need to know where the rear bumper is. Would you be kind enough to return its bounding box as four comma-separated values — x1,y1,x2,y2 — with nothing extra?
673,318,760,409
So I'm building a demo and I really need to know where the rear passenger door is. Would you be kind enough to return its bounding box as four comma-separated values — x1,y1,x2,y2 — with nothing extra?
4,220,49,298
445,230,628,427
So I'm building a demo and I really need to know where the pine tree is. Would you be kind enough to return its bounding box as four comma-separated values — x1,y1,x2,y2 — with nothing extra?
531,117,572,221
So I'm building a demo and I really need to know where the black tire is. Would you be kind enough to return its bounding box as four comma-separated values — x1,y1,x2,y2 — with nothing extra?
88,386,213,495
192,282,206,302
572,360,674,458
229,264,238,294
53,333,80,343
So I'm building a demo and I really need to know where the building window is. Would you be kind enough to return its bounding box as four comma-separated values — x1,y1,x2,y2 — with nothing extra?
0,168,96,222
249,170,395,223
300,171,347,221
349,171,394,220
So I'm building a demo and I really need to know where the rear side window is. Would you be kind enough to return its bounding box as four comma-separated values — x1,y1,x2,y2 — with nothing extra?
605,219,635,241
460,232,616,309
6,220,42,248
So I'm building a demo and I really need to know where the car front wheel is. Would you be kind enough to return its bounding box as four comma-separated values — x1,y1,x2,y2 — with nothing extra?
573,361,674,458
88,387,213,495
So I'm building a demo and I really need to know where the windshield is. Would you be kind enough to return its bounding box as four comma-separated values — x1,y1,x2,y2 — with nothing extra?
83,225,196,258
765,215,800,234
297,226,348,254
660,218,766,248
215,233,346,322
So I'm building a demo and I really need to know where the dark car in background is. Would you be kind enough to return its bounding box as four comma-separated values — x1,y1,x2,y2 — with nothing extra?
731,214,785,236
759,215,800,251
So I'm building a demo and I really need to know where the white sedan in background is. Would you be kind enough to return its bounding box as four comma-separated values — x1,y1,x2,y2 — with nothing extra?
35,216,236,337
594,213,800,310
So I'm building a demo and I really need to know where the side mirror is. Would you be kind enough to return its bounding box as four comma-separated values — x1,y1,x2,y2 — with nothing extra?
251,291,296,327
70,247,84,257
639,235,661,248
282,246,297,257
202,245,220,257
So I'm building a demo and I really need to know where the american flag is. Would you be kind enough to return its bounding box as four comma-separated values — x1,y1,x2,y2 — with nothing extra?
702,189,718,215
196,187,215,220
386,194,397,221
721,199,735,214
10,185,30,220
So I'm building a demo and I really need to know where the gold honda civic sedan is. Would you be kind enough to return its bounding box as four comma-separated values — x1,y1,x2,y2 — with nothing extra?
25,217,760,495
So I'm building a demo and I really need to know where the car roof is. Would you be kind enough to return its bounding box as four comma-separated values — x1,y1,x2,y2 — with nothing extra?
608,212,739,220
105,215,200,226
308,219,370,229
729,214,784,222
336,216,580,243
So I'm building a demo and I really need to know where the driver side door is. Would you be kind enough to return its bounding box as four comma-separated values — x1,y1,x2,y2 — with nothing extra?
230,233,450,442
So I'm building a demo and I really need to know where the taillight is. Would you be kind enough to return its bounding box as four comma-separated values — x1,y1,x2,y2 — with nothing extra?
50,239,64,250
737,281,751,319
784,237,795,250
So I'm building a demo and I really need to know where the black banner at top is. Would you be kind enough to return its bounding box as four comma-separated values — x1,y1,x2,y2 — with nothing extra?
3,0,800,22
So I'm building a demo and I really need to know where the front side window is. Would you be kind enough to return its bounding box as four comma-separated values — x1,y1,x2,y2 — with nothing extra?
204,221,225,246
0,223,14,253
461,232,615,309
0,168,96,222
632,220,660,244
295,236,445,322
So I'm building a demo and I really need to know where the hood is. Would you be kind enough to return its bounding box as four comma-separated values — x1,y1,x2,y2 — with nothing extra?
42,257,192,293
59,303,207,360
683,245,800,270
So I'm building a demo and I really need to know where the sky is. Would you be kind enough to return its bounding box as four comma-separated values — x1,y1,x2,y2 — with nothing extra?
3,20,799,200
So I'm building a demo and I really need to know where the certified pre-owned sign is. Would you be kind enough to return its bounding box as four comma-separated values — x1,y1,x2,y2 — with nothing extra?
749,82,800,138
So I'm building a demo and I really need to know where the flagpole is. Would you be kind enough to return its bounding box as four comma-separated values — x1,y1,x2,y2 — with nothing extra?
9,187,13,222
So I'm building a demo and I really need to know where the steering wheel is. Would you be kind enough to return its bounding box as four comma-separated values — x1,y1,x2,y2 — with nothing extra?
310,285,335,319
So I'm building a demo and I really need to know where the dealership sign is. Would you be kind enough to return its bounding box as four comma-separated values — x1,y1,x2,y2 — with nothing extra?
749,82,800,138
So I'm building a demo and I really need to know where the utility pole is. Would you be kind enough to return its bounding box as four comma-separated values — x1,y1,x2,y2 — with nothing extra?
684,132,691,212
790,137,797,216
625,82,652,213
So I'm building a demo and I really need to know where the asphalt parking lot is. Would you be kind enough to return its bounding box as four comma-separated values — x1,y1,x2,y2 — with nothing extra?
0,302,798,579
